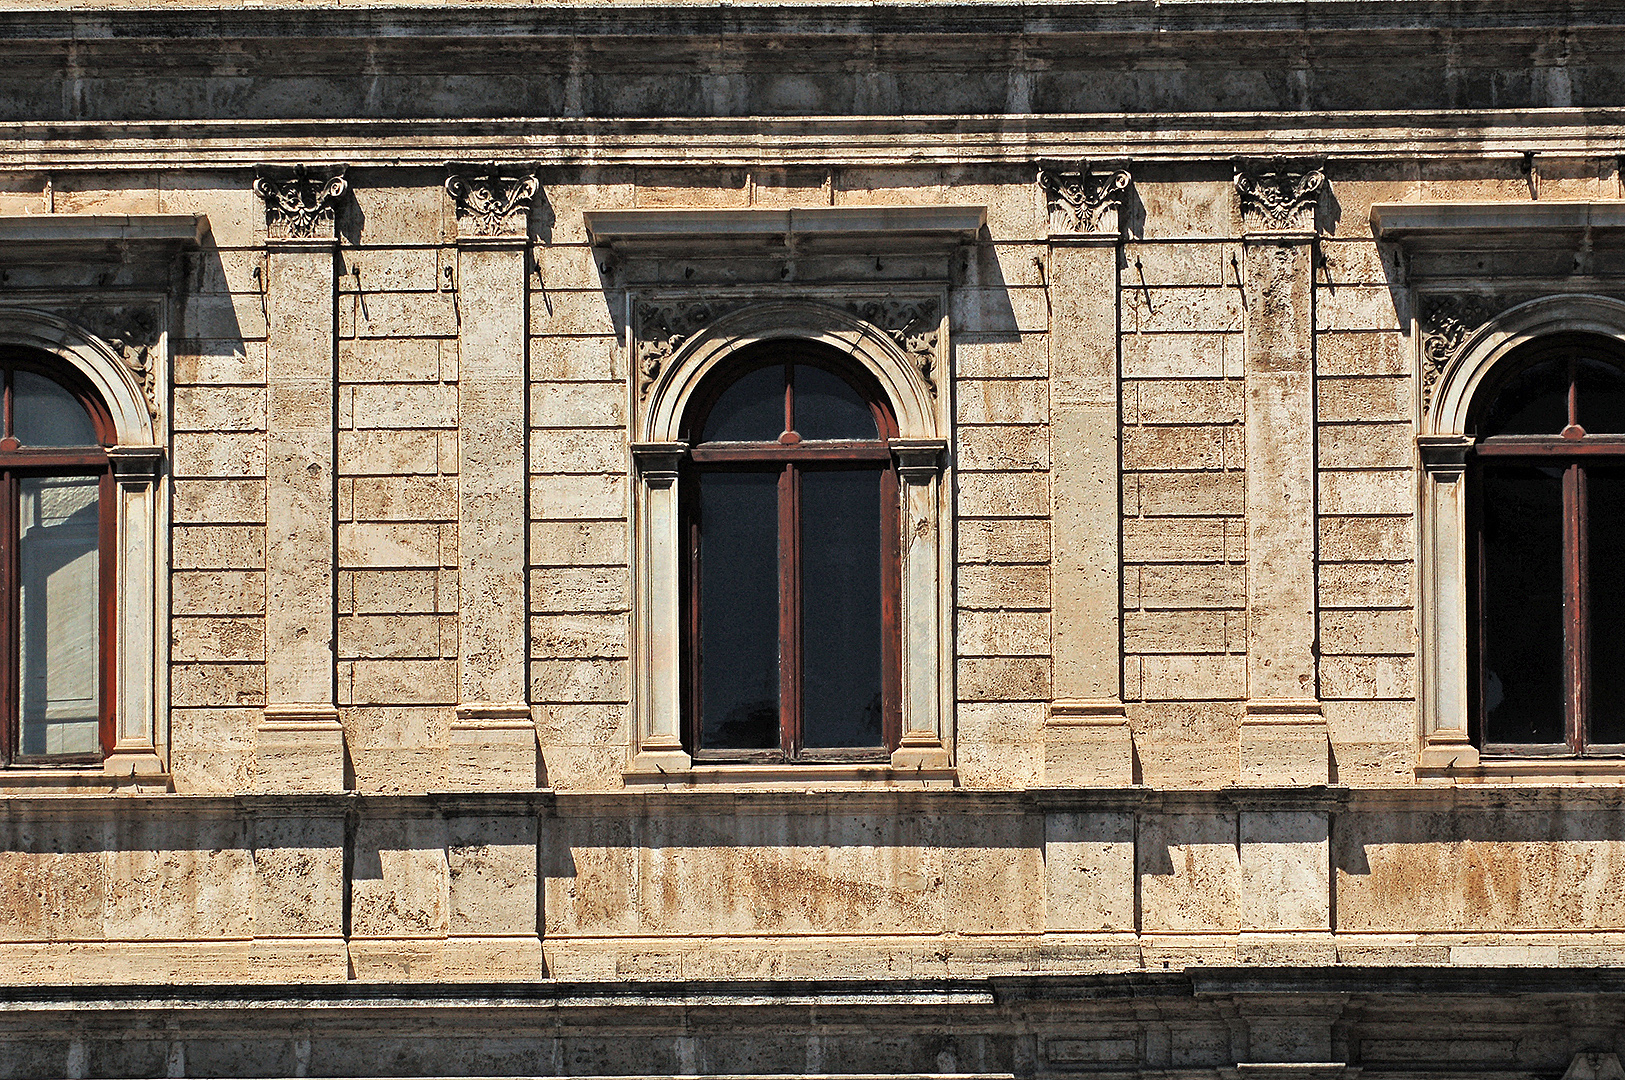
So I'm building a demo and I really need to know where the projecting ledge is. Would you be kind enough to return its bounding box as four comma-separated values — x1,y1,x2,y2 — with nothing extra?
584,205,986,256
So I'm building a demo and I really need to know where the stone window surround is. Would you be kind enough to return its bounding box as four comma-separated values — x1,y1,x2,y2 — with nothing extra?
1378,200,1625,777
0,215,195,786
584,206,982,786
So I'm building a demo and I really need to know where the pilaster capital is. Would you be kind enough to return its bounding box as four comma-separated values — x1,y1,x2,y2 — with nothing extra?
631,441,688,480
1037,160,1132,237
889,437,947,479
252,163,348,241
1234,158,1326,233
445,161,540,239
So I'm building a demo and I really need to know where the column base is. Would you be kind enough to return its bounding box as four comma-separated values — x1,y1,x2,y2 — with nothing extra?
1418,731,1480,770
1239,700,1328,786
256,705,345,793
450,703,539,790
1045,699,1134,787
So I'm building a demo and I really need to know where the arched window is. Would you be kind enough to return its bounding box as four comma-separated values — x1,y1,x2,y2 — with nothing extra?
0,350,115,766
1470,334,1625,755
681,344,901,761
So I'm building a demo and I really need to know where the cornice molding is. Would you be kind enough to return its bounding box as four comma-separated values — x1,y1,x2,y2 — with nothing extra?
585,206,985,257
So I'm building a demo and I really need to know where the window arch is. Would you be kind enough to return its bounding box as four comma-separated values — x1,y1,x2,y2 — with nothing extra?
680,344,902,761
628,298,952,777
1467,334,1625,755
0,348,117,765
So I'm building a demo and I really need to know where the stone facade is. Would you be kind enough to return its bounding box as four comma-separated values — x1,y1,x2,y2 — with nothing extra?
2,2,1625,1077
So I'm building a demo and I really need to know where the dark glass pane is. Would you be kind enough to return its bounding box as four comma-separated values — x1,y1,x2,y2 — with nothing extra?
698,470,781,750
794,365,877,440
799,468,885,748
1480,463,1566,745
17,475,100,757
1577,357,1625,434
1479,359,1569,437
1588,467,1625,746
700,365,784,443
14,372,98,447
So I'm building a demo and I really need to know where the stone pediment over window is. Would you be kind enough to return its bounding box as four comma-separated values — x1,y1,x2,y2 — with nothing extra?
583,205,985,259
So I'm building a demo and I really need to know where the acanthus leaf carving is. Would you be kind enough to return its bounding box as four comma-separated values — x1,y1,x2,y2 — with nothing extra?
1234,159,1326,230
634,300,736,401
1036,163,1132,235
252,163,348,240
846,298,941,397
1420,293,1499,414
445,162,540,237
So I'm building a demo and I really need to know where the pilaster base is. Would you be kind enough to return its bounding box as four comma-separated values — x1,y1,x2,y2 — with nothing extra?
255,705,345,793
1045,699,1134,786
891,731,951,770
1239,700,1328,786
449,703,538,790
1418,731,1480,770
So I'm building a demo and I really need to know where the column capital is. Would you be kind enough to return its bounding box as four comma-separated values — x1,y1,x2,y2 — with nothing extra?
445,161,540,240
1037,160,1132,237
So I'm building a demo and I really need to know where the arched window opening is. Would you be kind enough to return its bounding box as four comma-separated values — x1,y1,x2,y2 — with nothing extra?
681,344,901,762
1470,334,1625,755
0,349,115,766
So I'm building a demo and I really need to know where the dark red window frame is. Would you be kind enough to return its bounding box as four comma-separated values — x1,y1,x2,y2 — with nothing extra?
680,346,902,763
0,349,116,768
1469,339,1625,757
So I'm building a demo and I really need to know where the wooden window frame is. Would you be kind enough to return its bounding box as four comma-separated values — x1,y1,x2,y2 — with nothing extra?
680,350,903,764
1469,348,1625,758
0,355,117,768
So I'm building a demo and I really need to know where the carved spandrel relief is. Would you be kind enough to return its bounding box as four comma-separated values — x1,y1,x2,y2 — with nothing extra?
632,296,943,402
60,305,161,419
1234,159,1326,231
1037,164,1132,235
845,298,941,397
252,164,349,240
445,163,540,237
1420,293,1499,414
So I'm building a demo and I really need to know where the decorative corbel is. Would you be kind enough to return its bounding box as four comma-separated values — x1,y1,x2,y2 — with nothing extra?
1037,162,1132,235
252,164,349,240
445,162,541,238
1234,158,1326,231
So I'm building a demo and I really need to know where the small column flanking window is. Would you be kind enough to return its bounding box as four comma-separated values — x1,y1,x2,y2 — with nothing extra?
0,354,116,767
682,344,902,762
1471,335,1625,756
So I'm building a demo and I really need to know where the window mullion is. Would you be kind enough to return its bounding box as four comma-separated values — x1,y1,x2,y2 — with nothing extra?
1567,461,1589,753
779,461,800,758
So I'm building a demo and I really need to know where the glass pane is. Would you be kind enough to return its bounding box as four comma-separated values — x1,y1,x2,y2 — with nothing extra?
1480,464,1566,745
1578,357,1625,434
1479,359,1569,437
700,365,785,443
1589,468,1625,745
794,365,877,440
698,470,780,750
800,468,885,748
17,475,100,757
14,371,98,447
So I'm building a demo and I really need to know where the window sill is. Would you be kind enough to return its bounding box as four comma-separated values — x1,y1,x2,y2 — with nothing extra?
1419,755,1625,783
0,758,170,794
624,761,958,790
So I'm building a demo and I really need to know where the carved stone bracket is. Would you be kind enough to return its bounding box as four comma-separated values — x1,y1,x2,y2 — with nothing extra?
1234,159,1326,231
845,298,942,397
1419,293,1500,414
445,162,540,237
1037,162,1132,235
252,164,348,240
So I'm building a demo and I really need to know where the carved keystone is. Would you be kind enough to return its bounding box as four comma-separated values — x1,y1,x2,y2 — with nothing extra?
252,164,348,240
445,162,540,237
1037,162,1132,236
1234,158,1326,231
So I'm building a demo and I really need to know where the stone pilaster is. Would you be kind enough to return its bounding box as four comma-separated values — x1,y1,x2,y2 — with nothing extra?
252,164,347,793
1040,163,1134,786
1235,159,1329,786
445,163,539,789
